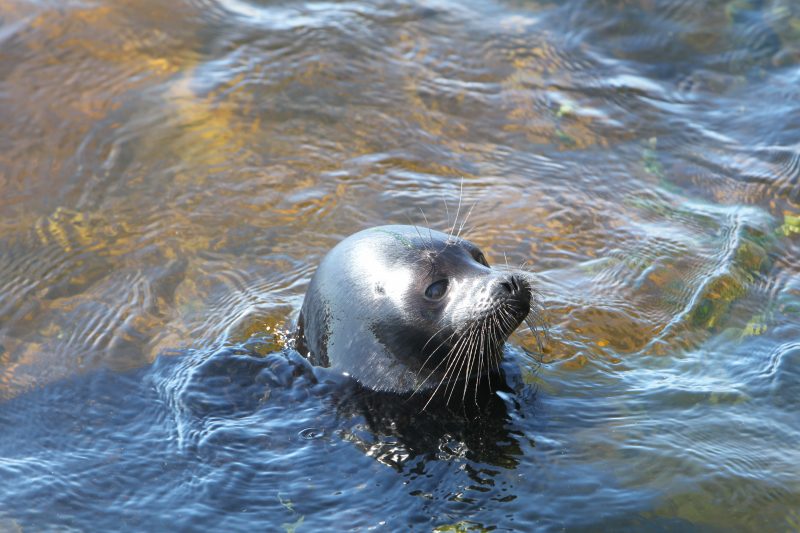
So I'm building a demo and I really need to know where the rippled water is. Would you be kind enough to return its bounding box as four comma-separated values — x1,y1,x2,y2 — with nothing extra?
1,0,799,530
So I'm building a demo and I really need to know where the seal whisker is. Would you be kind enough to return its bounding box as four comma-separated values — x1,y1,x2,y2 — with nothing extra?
419,322,458,358
462,345,474,404
523,296,549,350
421,358,451,411
443,334,465,405
484,336,495,394
413,339,461,396
524,315,547,355
444,357,464,405
464,347,476,410
484,319,495,371
440,191,450,236
492,321,501,374
455,199,477,242
405,215,427,249
418,323,465,373
533,307,550,337
488,319,500,373
495,304,514,334
474,359,481,407
463,324,481,405
422,349,454,409
447,329,475,405
479,319,493,397
493,307,514,374
467,324,484,380
448,178,464,242
427,339,465,410
474,320,491,406
417,207,435,248
411,328,464,398
425,331,469,409
474,337,483,406
409,253,439,279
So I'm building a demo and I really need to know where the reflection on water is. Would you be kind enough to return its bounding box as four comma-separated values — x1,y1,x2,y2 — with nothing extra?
1,0,800,530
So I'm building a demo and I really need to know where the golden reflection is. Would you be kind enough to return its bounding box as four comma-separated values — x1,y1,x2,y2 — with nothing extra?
0,0,796,414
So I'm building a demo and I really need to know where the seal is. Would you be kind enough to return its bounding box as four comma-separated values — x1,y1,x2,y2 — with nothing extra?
295,225,539,403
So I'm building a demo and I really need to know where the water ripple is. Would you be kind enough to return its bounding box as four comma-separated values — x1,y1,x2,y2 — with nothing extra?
2,0,800,530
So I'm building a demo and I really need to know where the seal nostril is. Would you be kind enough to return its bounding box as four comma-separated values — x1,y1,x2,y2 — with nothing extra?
499,275,526,296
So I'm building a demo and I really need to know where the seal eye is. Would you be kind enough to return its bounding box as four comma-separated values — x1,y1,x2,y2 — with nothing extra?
474,252,489,267
424,279,449,300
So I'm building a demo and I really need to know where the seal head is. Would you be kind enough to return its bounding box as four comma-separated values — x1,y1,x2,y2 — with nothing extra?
296,225,533,398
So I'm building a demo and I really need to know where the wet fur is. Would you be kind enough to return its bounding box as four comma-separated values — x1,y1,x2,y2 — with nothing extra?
296,193,546,407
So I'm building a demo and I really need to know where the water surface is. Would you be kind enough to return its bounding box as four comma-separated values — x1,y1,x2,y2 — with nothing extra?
1,0,800,530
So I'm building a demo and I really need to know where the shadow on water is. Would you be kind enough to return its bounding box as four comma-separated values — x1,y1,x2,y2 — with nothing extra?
0,346,539,530
328,368,525,471
3,341,737,531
